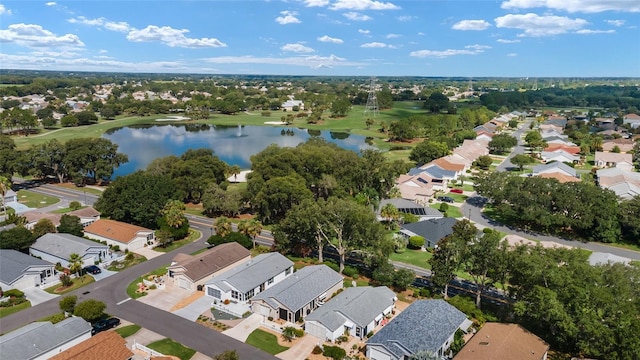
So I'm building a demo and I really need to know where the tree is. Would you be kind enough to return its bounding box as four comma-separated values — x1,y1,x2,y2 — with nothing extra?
73,299,106,323
214,350,239,360
524,130,546,153
409,141,450,166
365,118,375,130
68,253,83,277
0,175,9,214
276,198,327,262
511,154,533,171
228,164,241,182
389,120,418,142
64,138,128,184
213,216,232,237
330,96,351,117
201,183,244,217
393,268,416,291
58,214,84,237
26,139,68,183
32,218,56,238
60,114,79,127
59,295,77,313
0,226,35,251
155,228,173,248
379,203,399,230
161,199,187,229
473,155,493,170
253,174,314,224
281,326,297,342
488,134,517,154
461,230,502,309
238,218,262,249
424,92,449,113
75,110,99,125
429,235,463,298
1,108,37,135
619,196,640,244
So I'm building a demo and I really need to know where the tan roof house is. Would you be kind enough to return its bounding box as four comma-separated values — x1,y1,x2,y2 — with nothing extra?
395,173,436,203
602,138,635,153
22,211,62,230
594,151,633,171
84,219,155,252
167,242,251,290
50,330,133,360
454,323,549,360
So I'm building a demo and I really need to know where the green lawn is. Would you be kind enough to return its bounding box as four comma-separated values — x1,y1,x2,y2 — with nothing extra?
107,254,147,271
127,266,168,299
115,324,141,338
429,204,463,218
245,329,289,355
389,249,432,270
147,338,196,360
0,300,31,318
44,275,95,295
51,206,87,214
153,230,201,253
16,190,59,208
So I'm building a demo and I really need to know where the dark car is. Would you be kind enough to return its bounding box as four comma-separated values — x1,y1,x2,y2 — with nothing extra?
84,265,102,275
92,317,120,335
437,196,455,203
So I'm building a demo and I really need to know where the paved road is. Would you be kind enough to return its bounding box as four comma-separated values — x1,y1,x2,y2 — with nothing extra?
495,119,532,172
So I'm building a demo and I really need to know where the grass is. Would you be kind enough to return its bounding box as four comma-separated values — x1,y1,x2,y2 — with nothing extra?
389,249,432,270
107,253,147,271
44,275,95,295
127,266,168,299
245,329,290,355
0,300,31,318
153,229,200,253
16,190,59,208
147,338,196,360
429,204,463,218
115,324,141,338
51,206,87,214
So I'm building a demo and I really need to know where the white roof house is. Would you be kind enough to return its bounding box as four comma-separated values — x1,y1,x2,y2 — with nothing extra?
0,249,57,291
29,233,109,268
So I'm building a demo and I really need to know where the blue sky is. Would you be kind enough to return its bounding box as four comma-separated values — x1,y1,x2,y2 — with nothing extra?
0,0,639,77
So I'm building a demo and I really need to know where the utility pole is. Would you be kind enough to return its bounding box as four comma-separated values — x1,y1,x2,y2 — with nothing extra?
363,77,379,117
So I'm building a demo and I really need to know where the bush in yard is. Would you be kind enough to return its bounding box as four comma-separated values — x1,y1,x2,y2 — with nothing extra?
207,232,252,249
73,299,106,323
323,260,340,273
59,295,77,313
49,313,67,324
312,345,323,354
294,328,305,338
125,252,134,261
282,326,297,342
366,331,374,338
439,202,449,214
3,289,24,298
59,274,73,287
408,236,425,250
323,345,346,360
267,316,273,321
69,201,82,210
342,265,359,278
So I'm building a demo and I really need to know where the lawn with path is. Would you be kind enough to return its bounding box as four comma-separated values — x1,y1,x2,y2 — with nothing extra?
44,275,95,295
245,329,289,355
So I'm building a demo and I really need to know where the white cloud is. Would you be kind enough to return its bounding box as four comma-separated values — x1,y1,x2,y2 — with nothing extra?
126,26,227,48
417,32,425,36
495,13,588,36
452,19,491,31
385,33,400,38
67,16,132,33
318,35,344,43
203,54,363,69
275,11,301,24
99,49,108,54
396,15,414,22
576,28,615,34
500,0,640,13
330,0,400,11
343,12,372,21
507,53,518,56
358,29,370,34
281,43,315,53
410,44,490,58
605,19,625,26
0,23,84,48
497,38,521,43
0,4,12,15
361,42,387,48
304,0,330,6
45,2,57,6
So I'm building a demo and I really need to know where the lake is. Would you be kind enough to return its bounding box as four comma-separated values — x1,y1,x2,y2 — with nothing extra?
103,124,375,178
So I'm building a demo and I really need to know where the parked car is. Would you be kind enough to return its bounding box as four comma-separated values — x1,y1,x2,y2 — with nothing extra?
84,265,102,275
450,188,464,194
437,196,455,203
92,317,120,335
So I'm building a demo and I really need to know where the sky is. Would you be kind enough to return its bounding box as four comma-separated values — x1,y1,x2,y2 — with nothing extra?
0,0,639,77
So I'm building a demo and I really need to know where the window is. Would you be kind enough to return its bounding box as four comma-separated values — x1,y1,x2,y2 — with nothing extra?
231,290,240,300
268,277,274,285
285,267,291,276
208,287,221,299
246,289,255,299
146,233,154,240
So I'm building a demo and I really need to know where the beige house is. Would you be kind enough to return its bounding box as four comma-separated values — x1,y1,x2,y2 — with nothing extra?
84,219,155,252
167,242,251,290
454,323,549,360
594,151,633,171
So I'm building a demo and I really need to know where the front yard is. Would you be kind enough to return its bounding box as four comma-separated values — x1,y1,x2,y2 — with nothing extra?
0,300,31,318
16,190,59,208
389,249,432,270
154,229,201,253
44,275,95,295
147,338,196,360
245,328,290,355
126,266,168,299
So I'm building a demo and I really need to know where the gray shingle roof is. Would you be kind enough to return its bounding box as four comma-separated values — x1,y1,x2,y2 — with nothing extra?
532,162,577,177
400,218,457,244
206,252,293,293
306,286,396,331
378,199,442,218
251,265,343,312
367,300,470,358
421,166,456,179
31,233,107,260
0,249,54,285
0,317,91,360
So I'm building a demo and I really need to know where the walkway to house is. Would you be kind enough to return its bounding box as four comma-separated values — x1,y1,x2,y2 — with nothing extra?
172,292,211,321
134,246,164,260
276,334,322,360
222,313,263,342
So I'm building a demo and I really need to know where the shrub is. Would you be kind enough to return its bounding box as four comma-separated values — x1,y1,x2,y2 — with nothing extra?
49,313,67,324
323,345,346,360
149,284,157,290
294,328,305,337
243,311,252,318
342,266,359,278
408,236,425,250
323,260,340,273
112,245,120,252
267,316,274,321
59,295,77,313
207,232,253,249
59,274,73,287
261,111,271,117
312,345,323,354
125,252,134,261
69,201,82,210
366,331,374,338
3,289,24,298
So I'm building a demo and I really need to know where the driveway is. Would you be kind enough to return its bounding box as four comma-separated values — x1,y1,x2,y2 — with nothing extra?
23,287,58,306
173,294,212,321
276,334,321,360
137,287,193,311
134,247,164,260
90,268,118,281
223,313,263,342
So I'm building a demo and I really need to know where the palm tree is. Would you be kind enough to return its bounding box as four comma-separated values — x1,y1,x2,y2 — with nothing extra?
238,219,263,249
380,203,399,230
161,199,186,228
0,176,10,215
228,165,241,183
213,216,232,238
68,253,83,279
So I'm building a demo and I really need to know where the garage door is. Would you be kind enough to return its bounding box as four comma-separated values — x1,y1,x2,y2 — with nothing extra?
178,278,191,290
258,304,270,316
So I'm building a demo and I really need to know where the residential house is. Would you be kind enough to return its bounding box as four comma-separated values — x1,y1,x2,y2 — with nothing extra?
250,264,343,323
532,162,578,179
453,140,489,163
596,167,640,200
454,323,549,360
419,164,458,181
544,117,567,128
623,113,640,129
543,144,581,155
537,173,581,183
540,129,567,140
84,219,155,251
67,207,101,227
366,299,473,360
399,217,458,248
305,286,397,342
542,136,575,146
594,151,633,171
49,330,133,360
588,252,631,267
594,117,615,130
281,99,304,111
0,317,92,360
30,233,109,268
538,124,563,133
475,131,494,142
0,249,57,291
426,157,466,178
377,198,443,222
395,173,436,203
205,252,294,313
602,138,635,153
3,188,17,204
22,211,62,230
167,242,251,290
540,150,580,164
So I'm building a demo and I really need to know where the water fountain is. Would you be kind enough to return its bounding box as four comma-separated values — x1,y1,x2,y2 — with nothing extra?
236,123,242,137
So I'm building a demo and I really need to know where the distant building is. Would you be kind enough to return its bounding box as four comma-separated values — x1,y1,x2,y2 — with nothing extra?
454,323,549,360
281,99,304,111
